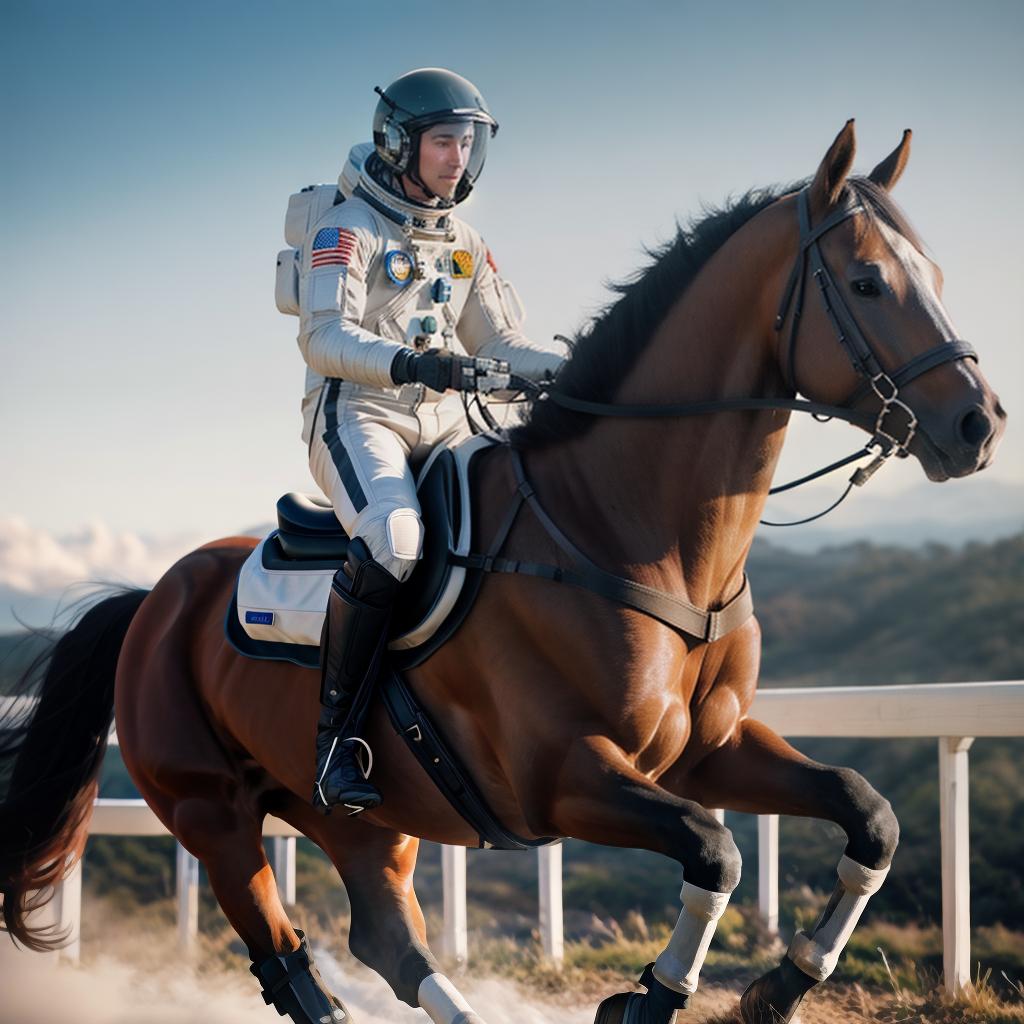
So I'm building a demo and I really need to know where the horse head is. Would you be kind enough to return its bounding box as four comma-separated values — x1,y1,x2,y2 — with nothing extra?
782,120,1006,481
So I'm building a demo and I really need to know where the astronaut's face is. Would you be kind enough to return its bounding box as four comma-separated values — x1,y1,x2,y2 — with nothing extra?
406,122,475,200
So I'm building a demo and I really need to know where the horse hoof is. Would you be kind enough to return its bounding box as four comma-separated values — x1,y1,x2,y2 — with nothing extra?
739,960,816,1024
595,991,637,1024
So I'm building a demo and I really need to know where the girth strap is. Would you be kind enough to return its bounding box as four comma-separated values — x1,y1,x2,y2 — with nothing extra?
380,669,557,850
448,447,754,644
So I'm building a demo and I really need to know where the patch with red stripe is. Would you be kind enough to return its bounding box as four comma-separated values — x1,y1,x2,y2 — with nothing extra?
312,227,357,268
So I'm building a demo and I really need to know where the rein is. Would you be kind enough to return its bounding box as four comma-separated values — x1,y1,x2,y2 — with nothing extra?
505,185,977,525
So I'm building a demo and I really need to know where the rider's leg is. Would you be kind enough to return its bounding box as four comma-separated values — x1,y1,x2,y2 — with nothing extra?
313,538,400,813
309,405,423,813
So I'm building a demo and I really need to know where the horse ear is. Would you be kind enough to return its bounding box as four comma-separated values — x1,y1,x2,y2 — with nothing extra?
809,119,857,217
868,129,912,191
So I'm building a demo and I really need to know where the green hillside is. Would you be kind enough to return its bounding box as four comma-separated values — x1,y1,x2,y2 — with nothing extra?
752,532,1024,685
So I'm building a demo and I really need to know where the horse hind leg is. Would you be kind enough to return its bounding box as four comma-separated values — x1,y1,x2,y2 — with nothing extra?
166,792,354,1024
321,824,487,1024
682,718,899,1024
124,704,353,1022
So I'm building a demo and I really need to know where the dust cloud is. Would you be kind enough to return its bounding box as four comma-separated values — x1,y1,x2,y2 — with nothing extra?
0,948,596,1024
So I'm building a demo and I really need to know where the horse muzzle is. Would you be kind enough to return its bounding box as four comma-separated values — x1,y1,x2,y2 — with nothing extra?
911,395,1007,481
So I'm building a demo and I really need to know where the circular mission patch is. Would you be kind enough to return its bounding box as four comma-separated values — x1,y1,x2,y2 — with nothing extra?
385,250,414,286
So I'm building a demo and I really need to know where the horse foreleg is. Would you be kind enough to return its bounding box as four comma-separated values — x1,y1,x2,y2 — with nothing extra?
680,717,899,1024
325,825,487,1024
553,737,742,1024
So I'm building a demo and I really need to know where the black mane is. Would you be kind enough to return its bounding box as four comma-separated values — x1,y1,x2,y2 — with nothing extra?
512,183,796,449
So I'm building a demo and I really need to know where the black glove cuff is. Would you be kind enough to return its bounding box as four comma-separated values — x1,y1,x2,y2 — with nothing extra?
390,349,417,386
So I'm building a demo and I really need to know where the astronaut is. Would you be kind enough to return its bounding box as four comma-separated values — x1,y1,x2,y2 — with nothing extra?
299,68,565,814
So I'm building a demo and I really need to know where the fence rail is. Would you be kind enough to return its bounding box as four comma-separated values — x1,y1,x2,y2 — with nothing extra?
11,680,1023,997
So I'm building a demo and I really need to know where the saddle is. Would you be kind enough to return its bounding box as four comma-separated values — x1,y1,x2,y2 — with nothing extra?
226,433,498,670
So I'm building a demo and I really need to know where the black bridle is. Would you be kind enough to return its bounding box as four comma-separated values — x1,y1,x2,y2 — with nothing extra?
775,186,976,460
506,185,977,526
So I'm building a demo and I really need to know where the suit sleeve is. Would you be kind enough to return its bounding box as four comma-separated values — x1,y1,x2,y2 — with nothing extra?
456,242,565,381
296,210,405,388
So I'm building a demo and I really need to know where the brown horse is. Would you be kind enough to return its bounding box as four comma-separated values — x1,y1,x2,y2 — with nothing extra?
1,122,1006,1024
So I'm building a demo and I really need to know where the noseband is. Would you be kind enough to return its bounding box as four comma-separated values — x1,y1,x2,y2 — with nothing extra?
774,186,976,459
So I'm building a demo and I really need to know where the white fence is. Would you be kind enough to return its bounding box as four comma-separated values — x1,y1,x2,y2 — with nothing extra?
16,680,1024,997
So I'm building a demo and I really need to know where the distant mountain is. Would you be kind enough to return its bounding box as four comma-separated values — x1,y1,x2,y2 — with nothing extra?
749,532,1024,685
757,477,1024,552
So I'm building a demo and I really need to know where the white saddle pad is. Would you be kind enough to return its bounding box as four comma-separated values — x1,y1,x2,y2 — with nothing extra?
235,433,499,652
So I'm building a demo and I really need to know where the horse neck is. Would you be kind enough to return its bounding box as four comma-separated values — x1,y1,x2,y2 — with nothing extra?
529,201,795,609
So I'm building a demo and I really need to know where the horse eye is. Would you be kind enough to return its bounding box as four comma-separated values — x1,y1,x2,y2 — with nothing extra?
852,278,880,298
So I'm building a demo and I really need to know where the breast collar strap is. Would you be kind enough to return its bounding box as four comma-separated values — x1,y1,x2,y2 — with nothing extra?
448,448,753,644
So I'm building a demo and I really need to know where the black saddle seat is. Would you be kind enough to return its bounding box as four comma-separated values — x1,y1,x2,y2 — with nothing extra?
269,450,460,634
277,493,344,534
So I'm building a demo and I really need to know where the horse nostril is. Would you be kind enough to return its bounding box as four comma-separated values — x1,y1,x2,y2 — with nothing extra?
957,407,993,448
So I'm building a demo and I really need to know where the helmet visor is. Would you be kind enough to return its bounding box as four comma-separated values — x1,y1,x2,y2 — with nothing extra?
412,117,494,191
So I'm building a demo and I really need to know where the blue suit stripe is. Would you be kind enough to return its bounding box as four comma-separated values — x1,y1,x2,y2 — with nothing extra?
322,379,368,513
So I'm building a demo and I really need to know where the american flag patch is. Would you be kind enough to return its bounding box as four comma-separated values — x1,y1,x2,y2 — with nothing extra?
312,227,357,268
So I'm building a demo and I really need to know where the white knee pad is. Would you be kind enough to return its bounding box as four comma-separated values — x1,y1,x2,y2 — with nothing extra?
358,508,423,582
788,855,889,981
653,882,732,995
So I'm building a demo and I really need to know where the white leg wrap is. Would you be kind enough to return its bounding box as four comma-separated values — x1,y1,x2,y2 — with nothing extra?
652,882,732,995
788,855,890,981
417,973,485,1024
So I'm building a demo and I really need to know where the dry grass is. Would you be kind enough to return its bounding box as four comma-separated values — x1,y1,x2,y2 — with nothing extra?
72,894,1024,1023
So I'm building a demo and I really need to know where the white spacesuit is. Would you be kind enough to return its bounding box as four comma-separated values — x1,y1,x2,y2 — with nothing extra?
296,68,565,816
298,149,563,582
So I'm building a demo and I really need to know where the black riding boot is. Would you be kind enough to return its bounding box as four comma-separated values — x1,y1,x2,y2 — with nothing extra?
312,538,398,815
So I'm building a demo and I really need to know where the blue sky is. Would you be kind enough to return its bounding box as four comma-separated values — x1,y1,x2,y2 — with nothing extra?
1,0,1022,547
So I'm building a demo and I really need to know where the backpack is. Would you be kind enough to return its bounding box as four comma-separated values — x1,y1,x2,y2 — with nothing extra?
274,143,372,316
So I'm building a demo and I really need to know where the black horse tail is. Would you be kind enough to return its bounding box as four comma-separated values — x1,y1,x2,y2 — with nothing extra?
0,587,149,950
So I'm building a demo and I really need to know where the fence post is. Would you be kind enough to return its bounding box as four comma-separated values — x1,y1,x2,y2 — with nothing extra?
176,844,199,953
537,845,564,963
757,814,780,934
272,837,296,906
56,857,83,965
939,736,973,996
441,845,467,965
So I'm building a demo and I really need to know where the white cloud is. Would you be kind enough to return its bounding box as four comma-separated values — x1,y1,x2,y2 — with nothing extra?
0,518,205,595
